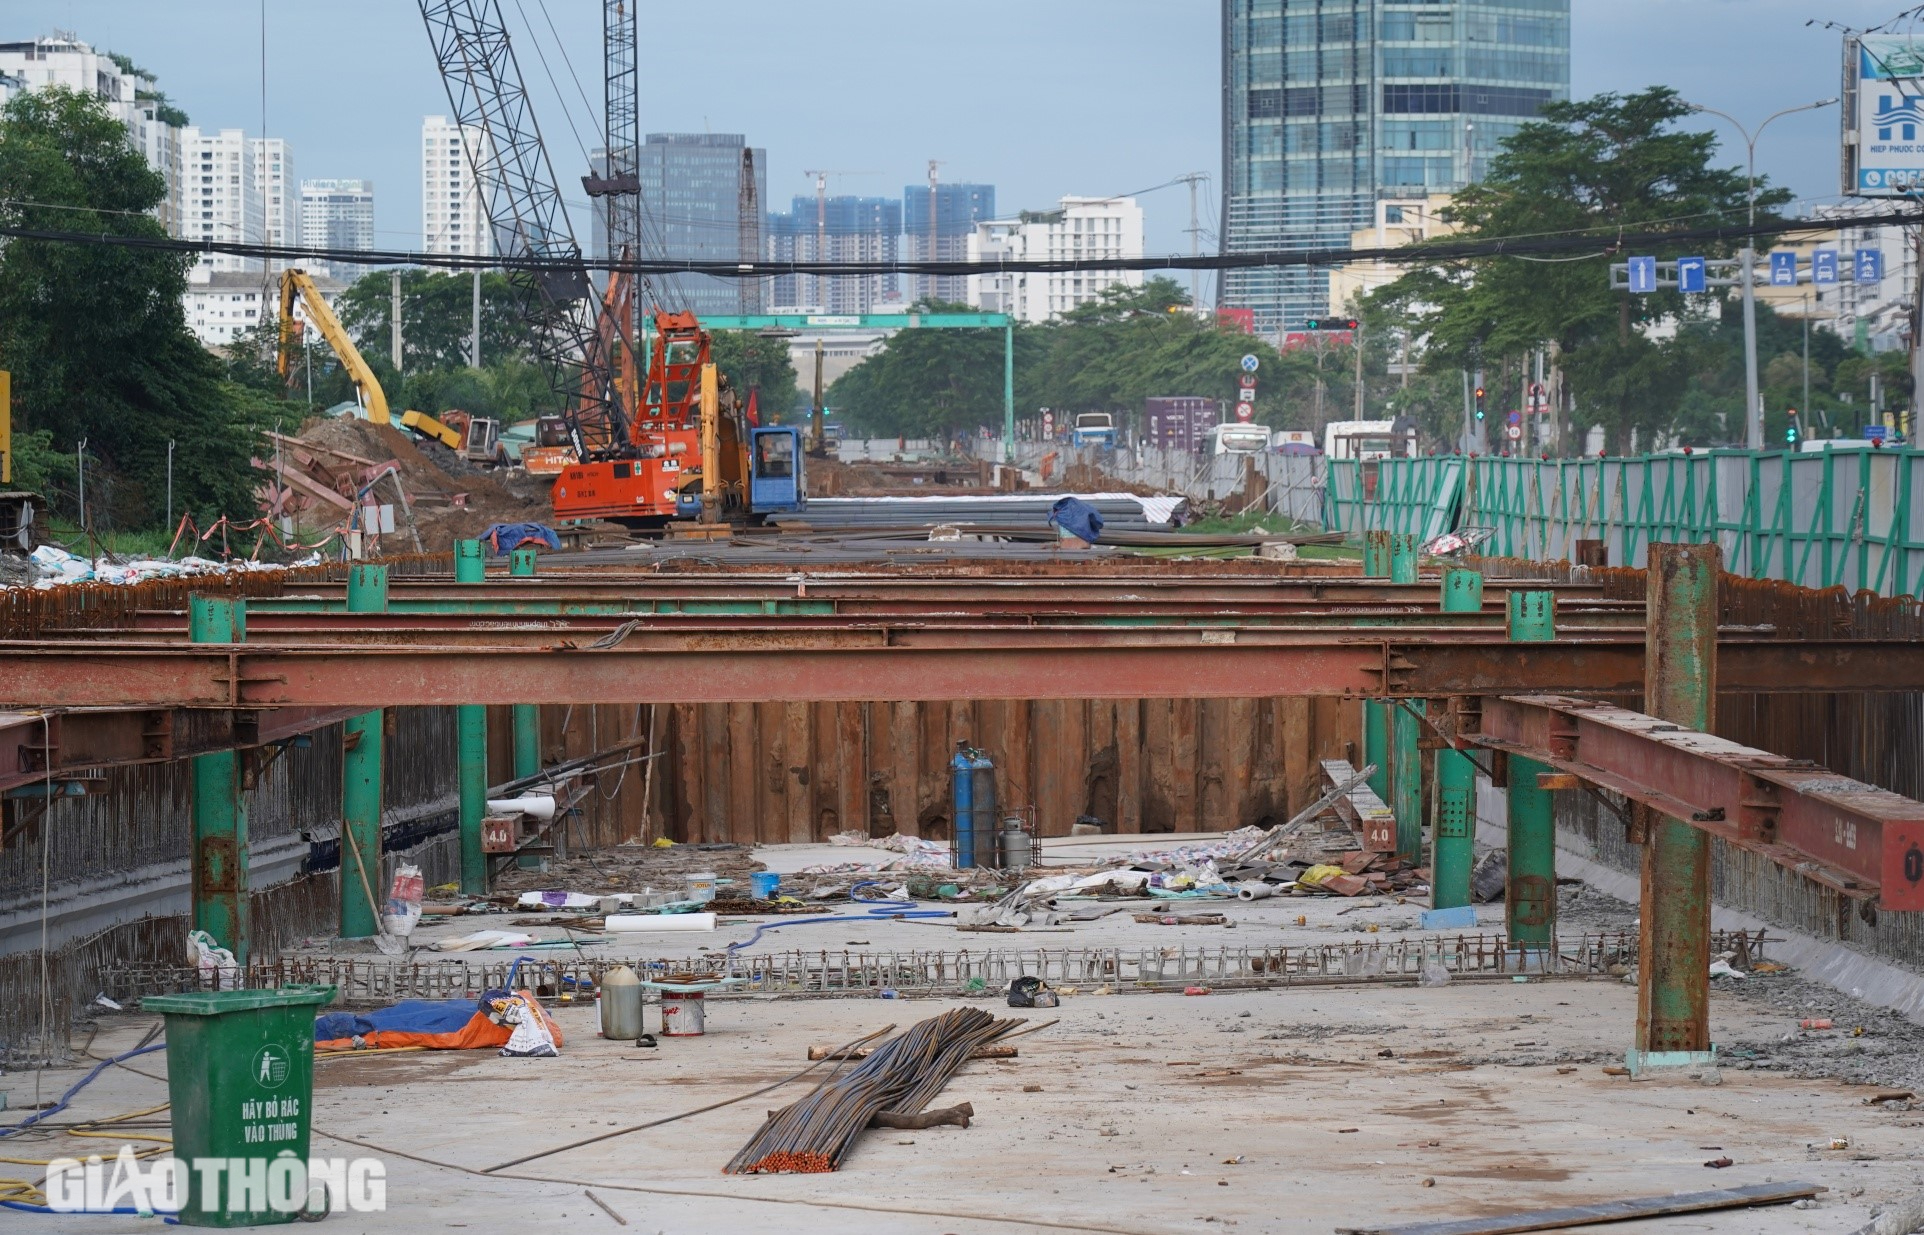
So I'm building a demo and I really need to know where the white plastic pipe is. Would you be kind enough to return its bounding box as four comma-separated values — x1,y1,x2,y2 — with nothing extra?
488,794,557,820
603,912,717,932
1235,882,1275,901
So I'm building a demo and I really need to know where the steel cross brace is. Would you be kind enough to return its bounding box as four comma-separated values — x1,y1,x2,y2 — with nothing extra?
1465,694,1924,911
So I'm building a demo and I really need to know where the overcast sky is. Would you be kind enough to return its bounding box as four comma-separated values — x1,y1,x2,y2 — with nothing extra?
18,0,1904,259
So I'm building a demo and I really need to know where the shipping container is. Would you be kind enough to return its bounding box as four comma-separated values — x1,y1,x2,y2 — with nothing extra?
1143,397,1222,453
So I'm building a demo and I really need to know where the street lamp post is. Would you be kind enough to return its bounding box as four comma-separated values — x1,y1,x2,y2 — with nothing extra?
1686,98,1837,450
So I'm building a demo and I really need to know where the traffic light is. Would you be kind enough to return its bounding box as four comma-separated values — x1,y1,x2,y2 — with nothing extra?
1303,317,1359,331
1786,407,1799,445
1474,386,1486,421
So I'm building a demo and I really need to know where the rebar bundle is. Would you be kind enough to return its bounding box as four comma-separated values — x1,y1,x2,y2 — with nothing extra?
725,1008,1020,1174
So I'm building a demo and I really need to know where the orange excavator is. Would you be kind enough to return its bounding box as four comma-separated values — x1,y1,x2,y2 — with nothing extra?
551,308,803,525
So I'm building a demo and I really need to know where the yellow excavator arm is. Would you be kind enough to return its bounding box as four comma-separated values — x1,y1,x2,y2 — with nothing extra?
278,268,390,425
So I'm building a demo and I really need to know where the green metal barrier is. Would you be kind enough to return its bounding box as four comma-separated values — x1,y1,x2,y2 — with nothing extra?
1327,447,1924,598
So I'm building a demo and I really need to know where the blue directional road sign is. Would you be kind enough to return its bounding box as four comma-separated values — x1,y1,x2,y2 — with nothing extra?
1769,251,1798,286
1813,249,1839,285
1857,249,1885,283
1626,256,1658,293
1676,256,1706,293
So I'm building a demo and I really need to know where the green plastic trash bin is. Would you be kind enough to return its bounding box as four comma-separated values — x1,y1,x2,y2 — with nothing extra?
142,984,337,1226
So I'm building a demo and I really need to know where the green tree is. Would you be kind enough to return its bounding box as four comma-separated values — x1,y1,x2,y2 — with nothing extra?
0,87,286,527
334,269,530,372
1366,87,1785,453
828,300,1044,438
709,330,801,422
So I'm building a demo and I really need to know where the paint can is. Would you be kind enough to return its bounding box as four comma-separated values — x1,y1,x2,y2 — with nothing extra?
660,989,706,1036
685,872,718,903
750,871,781,900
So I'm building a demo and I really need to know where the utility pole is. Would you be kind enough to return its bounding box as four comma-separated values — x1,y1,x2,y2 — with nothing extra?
389,270,403,373
1352,320,1365,421
1461,369,1472,453
1685,98,1837,450
738,149,760,314
1173,171,1209,310
470,269,481,369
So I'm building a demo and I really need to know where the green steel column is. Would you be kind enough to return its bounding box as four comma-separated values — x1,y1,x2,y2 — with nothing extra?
1003,324,1016,453
509,547,539,780
1432,747,1475,909
1388,532,1418,584
189,596,249,963
1363,529,1392,577
1363,702,1388,801
1506,584,1557,945
1390,700,1424,863
1433,565,1483,905
340,566,387,939
1506,590,1556,641
1634,542,1720,1071
1440,567,1484,613
455,540,489,894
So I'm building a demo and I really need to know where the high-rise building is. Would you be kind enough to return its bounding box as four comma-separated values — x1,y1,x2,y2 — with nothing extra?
966,197,1145,324
635,133,766,316
421,115,492,257
0,33,183,231
1219,1,1570,334
179,127,264,274
300,178,375,282
766,195,903,314
252,137,294,270
903,182,995,304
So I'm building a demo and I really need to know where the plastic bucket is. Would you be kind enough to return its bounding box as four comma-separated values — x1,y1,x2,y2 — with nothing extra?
750,871,781,899
660,990,706,1036
686,872,717,902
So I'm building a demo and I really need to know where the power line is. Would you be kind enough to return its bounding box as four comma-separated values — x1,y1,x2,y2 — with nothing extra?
4,206,1917,280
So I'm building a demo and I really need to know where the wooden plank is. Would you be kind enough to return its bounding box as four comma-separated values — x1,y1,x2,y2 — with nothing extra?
1335,1181,1823,1235
1323,758,1397,852
836,700,864,837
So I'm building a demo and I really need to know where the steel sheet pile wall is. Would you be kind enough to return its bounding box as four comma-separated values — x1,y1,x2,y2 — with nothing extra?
1,702,461,1054
1328,450,1924,598
660,697,1359,843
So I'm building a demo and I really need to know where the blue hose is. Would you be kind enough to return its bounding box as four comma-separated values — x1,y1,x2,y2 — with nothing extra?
0,1041,167,1139
725,885,950,954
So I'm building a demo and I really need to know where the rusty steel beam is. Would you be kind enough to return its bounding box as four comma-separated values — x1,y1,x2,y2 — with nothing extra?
3,632,1924,710
1468,694,1924,912
0,706,364,794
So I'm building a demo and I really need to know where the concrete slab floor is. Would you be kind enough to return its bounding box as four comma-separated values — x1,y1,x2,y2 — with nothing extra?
14,978,1924,1235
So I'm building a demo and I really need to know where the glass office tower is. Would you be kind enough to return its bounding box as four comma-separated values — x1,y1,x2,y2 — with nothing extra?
1220,1,1570,334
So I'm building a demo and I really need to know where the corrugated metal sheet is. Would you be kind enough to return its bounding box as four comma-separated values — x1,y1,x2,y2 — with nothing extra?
655,697,1360,843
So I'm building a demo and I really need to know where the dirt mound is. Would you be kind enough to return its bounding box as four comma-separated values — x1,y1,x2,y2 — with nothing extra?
266,416,554,552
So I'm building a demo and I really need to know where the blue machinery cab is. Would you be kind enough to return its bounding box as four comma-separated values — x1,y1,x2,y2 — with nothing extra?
749,426,807,516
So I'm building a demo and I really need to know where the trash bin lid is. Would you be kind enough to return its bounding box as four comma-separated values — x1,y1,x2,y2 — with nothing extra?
143,984,338,1015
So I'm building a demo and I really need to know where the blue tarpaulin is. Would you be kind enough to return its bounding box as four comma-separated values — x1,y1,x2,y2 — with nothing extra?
483,523,562,555
1047,496,1105,544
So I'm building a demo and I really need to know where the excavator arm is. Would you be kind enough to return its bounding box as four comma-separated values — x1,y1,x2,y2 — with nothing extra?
278,269,390,425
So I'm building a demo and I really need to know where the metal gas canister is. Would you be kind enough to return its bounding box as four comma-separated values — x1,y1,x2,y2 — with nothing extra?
997,814,1034,870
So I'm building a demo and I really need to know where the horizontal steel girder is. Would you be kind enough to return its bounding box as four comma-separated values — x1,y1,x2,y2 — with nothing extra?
0,632,1918,710
1470,695,1924,911
0,706,366,794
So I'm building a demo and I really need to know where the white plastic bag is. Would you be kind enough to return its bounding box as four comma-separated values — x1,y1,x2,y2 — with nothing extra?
189,929,241,991
381,863,424,939
499,993,559,1057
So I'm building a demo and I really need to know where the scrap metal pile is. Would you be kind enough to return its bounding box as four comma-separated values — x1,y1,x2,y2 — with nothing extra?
725,1008,1021,1174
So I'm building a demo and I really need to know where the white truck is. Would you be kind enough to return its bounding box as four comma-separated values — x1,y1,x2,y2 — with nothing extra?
1323,419,1417,461
1208,422,1273,454
1071,411,1116,447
